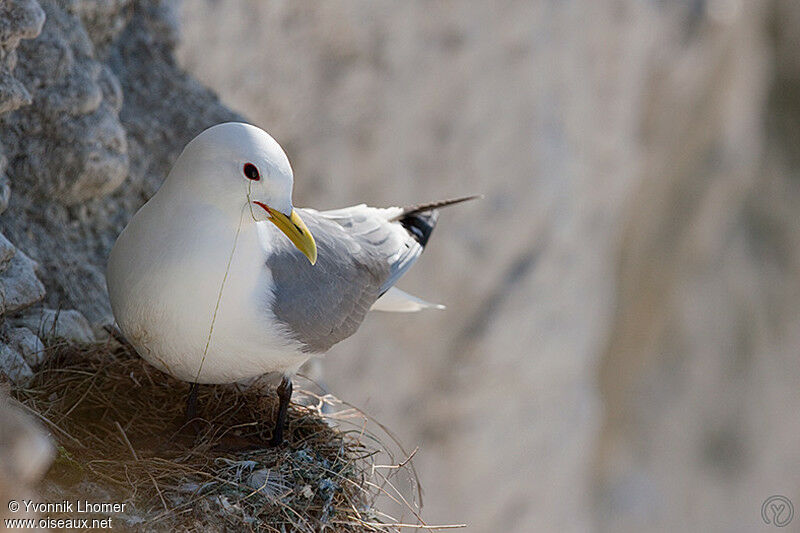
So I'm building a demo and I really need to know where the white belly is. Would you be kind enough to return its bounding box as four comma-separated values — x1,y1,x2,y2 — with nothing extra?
107,201,308,383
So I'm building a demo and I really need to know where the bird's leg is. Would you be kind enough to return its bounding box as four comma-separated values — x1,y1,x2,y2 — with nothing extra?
103,324,133,349
269,376,292,447
185,382,199,423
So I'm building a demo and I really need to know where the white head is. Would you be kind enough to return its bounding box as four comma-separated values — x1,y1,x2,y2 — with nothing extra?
166,122,317,264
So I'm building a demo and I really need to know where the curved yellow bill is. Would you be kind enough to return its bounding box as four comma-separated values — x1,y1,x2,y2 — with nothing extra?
254,202,317,265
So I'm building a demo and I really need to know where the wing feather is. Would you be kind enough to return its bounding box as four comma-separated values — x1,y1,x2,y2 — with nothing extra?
262,205,424,353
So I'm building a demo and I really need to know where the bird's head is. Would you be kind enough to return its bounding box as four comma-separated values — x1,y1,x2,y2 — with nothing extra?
168,122,317,265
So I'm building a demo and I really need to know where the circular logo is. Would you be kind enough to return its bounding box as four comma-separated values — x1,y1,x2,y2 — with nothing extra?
762,495,794,527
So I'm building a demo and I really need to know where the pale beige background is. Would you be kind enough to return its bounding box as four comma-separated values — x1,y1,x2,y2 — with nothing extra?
177,2,800,531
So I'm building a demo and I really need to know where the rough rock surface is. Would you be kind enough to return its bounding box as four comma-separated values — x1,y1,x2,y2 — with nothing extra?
0,395,53,526
0,5,52,490
0,0,239,328
0,0,47,388
16,308,95,344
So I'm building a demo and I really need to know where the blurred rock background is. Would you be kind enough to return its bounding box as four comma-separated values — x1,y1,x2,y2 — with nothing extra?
178,1,800,532
1,0,799,532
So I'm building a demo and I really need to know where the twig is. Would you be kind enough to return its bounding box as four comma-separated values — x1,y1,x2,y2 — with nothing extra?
373,447,419,470
115,421,139,461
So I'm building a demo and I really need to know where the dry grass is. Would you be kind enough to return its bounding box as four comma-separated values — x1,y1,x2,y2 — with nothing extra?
5,340,446,532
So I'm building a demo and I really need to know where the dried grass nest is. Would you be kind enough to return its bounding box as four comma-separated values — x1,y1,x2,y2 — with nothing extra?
7,340,438,532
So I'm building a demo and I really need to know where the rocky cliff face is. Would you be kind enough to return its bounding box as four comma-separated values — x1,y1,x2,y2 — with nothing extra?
0,0,239,369
0,0,47,385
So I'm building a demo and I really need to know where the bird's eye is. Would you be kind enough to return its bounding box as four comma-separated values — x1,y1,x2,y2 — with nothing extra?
243,163,260,181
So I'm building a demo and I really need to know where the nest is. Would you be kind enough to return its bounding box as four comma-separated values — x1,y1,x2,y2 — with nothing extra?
6,340,432,532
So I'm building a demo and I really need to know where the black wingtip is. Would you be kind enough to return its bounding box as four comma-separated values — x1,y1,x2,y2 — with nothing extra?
399,210,439,246
396,194,481,246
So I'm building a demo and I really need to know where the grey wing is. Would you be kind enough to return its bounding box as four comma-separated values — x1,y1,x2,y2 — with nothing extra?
263,205,423,353
319,204,424,295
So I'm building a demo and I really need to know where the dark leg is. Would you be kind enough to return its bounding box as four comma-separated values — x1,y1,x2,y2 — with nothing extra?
185,382,199,423
103,325,133,349
269,376,292,447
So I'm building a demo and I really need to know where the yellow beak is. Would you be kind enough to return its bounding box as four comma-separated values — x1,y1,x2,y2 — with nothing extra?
254,202,317,265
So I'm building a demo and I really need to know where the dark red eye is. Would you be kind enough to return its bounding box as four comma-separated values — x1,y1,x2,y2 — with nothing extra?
243,163,260,181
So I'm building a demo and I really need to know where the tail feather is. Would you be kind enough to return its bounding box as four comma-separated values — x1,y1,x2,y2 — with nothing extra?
371,287,446,312
393,194,481,247
394,194,483,219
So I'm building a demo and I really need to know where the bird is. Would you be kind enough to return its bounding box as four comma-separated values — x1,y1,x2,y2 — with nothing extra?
107,122,477,446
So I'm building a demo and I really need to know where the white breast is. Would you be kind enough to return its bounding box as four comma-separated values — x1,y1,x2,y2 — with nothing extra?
107,197,308,383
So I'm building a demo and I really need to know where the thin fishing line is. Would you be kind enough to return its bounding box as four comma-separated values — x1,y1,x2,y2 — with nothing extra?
193,182,253,383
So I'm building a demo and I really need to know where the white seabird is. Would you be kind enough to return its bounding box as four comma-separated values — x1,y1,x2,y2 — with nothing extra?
107,122,475,445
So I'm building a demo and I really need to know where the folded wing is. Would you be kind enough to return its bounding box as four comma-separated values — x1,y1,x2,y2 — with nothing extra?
261,204,430,353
